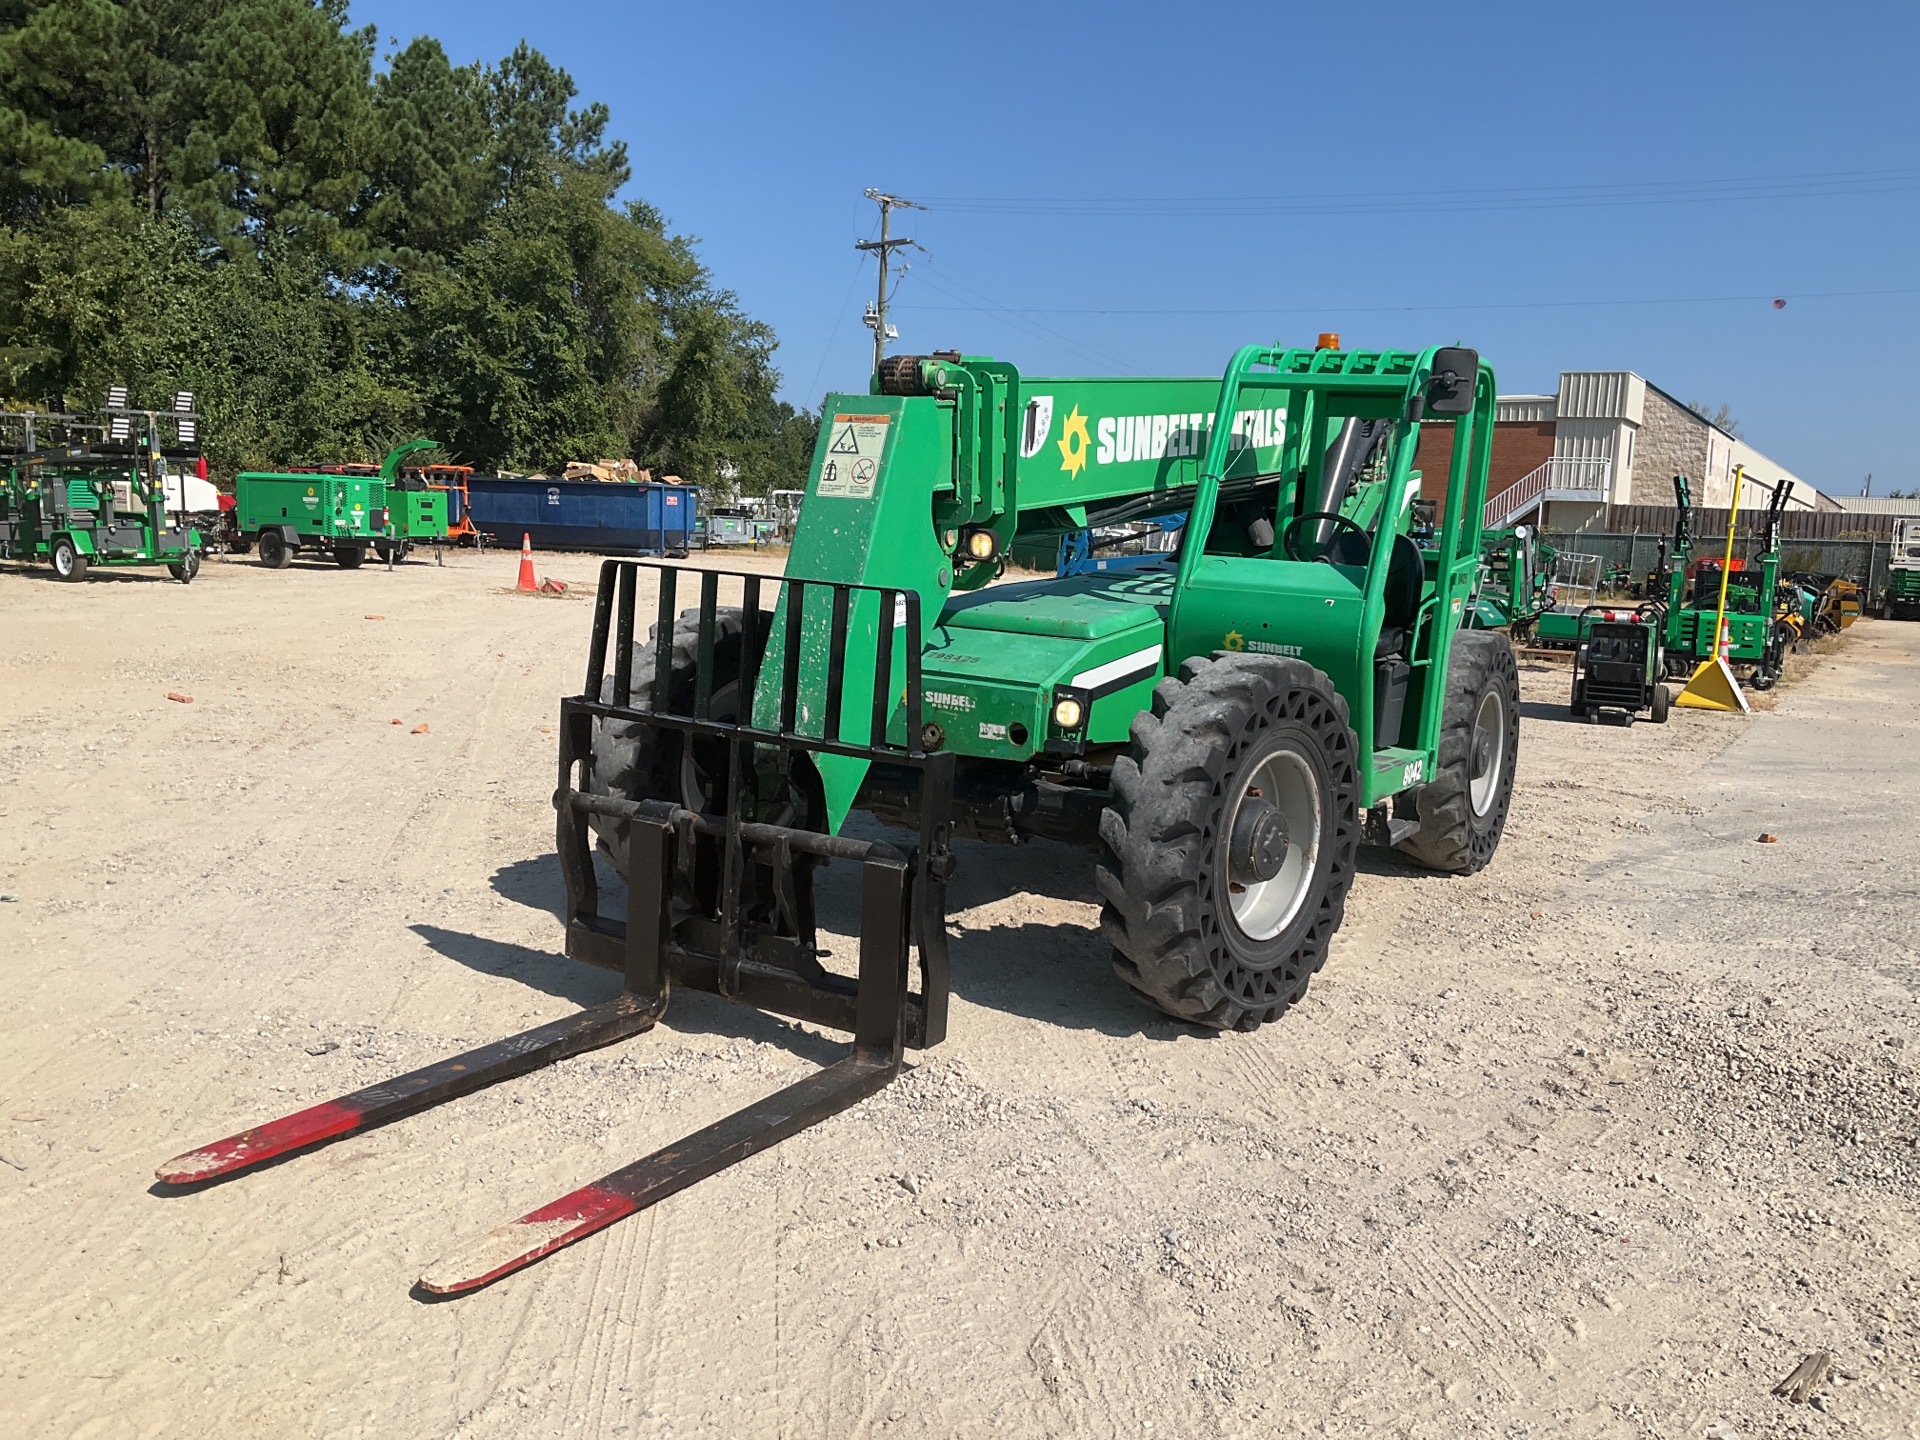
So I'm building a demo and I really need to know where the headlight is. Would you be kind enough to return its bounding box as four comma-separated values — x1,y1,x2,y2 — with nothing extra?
1053,697,1084,730
963,528,999,562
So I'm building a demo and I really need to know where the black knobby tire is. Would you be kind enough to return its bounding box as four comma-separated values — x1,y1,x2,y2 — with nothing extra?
1649,680,1670,723
1752,621,1791,690
1096,654,1360,1032
335,545,365,569
587,605,773,876
258,531,290,569
1395,630,1520,875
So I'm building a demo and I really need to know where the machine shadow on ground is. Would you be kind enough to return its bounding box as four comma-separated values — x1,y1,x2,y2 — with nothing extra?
1516,698,1587,724
485,836,1184,1044
410,919,849,1064
1,564,188,585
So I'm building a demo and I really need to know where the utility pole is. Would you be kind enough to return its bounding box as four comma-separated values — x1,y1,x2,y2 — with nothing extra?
856,189,923,378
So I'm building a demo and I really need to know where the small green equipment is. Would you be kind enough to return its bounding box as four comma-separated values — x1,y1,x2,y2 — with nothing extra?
1886,518,1920,620
1570,602,1669,723
1662,472,1793,689
372,439,449,561
0,390,206,582
1467,523,1556,634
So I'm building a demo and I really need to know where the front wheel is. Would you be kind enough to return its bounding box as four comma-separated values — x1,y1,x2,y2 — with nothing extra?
334,545,365,569
1649,681,1671,723
168,549,201,584
1395,630,1520,875
50,537,88,582
1096,654,1360,1032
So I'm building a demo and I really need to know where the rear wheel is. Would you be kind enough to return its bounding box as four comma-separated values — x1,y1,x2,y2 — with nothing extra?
1396,630,1520,875
334,545,365,569
1096,654,1359,1032
50,537,88,582
1650,680,1671,723
258,531,290,569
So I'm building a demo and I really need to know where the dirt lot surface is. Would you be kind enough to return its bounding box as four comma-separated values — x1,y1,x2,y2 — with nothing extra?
1,550,1915,1439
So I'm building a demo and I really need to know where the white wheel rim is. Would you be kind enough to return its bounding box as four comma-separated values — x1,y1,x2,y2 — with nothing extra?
1225,748,1321,942
1470,689,1506,817
54,546,72,575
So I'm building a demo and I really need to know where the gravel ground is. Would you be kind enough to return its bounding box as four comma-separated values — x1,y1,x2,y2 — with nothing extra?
0,549,1913,1439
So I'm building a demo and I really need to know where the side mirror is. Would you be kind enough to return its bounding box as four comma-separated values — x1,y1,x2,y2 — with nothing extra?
1423,347,1479,418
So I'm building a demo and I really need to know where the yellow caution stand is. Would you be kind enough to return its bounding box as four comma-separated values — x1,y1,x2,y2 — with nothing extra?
1675,464,1753,714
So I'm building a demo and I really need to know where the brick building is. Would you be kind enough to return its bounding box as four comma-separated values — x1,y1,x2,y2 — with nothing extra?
1415,369,1822,531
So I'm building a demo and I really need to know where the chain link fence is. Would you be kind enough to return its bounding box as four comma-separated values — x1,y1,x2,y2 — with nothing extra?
1540,531,1893,591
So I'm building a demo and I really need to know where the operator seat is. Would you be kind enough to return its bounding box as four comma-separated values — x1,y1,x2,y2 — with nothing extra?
1373,533,1423,659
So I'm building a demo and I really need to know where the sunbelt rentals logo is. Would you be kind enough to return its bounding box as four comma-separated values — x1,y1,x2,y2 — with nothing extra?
1024,395,1287,480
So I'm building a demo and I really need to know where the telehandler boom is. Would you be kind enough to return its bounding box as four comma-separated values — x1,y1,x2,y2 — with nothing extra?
160,342,1519,1294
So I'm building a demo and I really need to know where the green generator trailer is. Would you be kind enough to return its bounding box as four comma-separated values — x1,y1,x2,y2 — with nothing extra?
0,395,205,582
234,468,387,568
234,439,448,567
1886,518,1920,619
163,342,1531,1293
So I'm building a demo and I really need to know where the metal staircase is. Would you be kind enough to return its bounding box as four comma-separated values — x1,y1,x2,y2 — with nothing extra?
1483,458,1612,530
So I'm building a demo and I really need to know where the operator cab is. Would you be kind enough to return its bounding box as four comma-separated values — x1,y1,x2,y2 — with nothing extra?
1200,414,1425,666
1175,345,1483,761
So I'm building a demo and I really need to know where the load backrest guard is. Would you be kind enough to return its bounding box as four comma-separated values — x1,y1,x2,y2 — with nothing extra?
558,558,955,1051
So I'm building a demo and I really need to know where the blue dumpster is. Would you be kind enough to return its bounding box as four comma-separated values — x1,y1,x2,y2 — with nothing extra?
465,478,697,555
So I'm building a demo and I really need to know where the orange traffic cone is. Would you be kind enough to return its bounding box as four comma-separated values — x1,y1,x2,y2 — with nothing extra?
517,533,537,593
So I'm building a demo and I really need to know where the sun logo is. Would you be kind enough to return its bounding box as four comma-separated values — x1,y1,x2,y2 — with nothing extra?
1056,406,1091,479
1223,629,1246,652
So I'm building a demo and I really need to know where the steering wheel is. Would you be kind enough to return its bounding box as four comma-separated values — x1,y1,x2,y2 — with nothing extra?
1281,511,1370,564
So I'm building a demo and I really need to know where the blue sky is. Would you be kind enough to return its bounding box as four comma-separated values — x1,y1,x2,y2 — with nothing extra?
365,1,1918,495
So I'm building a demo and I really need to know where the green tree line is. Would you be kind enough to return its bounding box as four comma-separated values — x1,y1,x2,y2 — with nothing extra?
0,0,817,489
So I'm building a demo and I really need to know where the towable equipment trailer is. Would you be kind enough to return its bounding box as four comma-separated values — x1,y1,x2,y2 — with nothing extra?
160,342,1520,1293
0,393,206,581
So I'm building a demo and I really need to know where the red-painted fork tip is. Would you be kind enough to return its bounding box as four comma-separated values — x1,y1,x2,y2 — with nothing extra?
417,1187,635,1294
155,1147,242,1184
154,1101,366,1185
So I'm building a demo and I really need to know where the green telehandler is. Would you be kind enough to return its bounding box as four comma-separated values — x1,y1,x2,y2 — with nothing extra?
160,343,1520,1293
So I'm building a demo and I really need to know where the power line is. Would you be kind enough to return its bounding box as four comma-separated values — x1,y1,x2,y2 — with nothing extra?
801,211,877,407
915,167,1920,219
892,285,1920,318
910,256,1150,373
